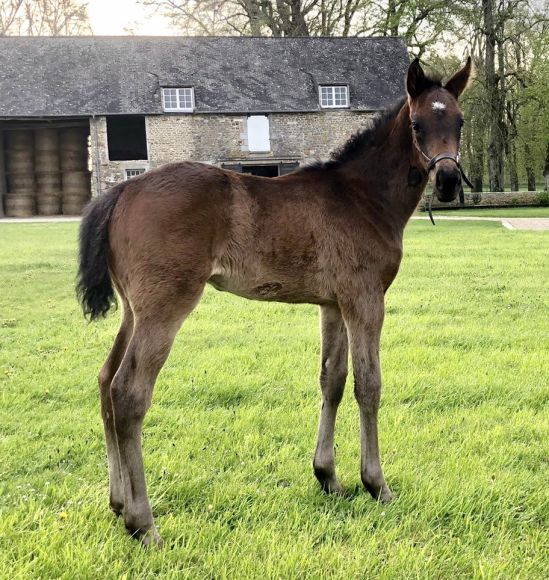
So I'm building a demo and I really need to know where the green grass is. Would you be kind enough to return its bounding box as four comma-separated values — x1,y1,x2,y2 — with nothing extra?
430,206,549,218
0,221,548,579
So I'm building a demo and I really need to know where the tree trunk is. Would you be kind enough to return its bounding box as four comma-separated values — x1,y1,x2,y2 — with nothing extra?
386,0,399,36
482,0,504,192
469,114,485,192
508,140,519,192
243,0,263,35
524,142,536,191
545,142,549,191
506,101,518,192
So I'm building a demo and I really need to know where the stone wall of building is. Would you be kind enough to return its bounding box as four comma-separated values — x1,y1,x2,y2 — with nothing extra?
90,111,373,193
89,117,152,194
146,111,372,166
419,190,544,210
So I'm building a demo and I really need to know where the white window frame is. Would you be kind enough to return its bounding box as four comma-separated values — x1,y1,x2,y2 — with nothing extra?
319,85,349,109
125,168,146,179
161,87,195,112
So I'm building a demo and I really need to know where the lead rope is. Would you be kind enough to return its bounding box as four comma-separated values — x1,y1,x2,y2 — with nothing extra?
428,193,436,225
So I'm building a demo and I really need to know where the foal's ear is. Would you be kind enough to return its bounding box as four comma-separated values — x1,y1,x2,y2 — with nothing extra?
406,58,428,100
444,56,472,99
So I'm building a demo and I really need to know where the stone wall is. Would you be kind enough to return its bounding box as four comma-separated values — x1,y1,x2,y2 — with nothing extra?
419,190,543,210
90,111,373,193
89,117,151,194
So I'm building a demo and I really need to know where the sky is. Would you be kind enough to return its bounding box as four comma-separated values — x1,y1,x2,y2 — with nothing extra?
87,0,176,35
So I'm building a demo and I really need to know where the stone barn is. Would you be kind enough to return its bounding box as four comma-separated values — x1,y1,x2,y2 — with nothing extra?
0,36,408,217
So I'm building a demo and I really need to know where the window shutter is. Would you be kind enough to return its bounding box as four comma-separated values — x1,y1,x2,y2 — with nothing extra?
247,116,271,152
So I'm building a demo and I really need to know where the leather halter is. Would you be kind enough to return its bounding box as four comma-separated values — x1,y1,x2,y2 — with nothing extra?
416,147,475,225
423,151,474,189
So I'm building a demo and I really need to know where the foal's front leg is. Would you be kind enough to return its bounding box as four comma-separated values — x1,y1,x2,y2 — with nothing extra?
341,294,393,502
313,305,348,494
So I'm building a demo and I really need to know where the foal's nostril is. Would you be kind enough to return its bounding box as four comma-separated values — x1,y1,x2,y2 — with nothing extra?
435,171,443,190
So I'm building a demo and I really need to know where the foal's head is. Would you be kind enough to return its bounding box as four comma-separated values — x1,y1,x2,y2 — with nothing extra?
406,57,472,202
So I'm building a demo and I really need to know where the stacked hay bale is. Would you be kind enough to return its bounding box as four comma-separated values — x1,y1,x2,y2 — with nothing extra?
3,126,91,217
35,128,62,215
4,130,35,217
60,128,91,215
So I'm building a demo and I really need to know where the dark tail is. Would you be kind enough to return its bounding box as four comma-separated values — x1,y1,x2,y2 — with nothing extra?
77,184,125,321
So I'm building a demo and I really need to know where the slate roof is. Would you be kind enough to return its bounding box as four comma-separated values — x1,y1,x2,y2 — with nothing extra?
0,36,409,117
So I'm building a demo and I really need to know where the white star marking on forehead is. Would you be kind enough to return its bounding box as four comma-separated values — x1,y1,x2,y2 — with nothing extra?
432,101,446,112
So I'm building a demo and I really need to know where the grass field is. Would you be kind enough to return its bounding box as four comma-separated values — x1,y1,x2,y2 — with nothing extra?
429,206,549,218
0,221,548,579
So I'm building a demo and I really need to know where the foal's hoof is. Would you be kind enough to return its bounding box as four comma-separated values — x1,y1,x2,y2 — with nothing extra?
140,526,164,549
370,485,394,503
127,524,164,548
321,479,345,496
377,486,394,504
314,466,344,496
125,519,164,548
363,478,394,503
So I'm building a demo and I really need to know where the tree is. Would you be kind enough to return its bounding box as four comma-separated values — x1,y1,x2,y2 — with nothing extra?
446,0,548,192
0,0,91,36
364,0,454,58
0,0,24,35
141,0,454,41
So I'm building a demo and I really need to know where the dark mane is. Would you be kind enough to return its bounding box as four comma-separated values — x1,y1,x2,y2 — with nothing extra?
301,74,442,172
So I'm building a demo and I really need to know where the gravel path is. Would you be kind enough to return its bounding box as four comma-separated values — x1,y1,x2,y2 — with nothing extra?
500,218,549,231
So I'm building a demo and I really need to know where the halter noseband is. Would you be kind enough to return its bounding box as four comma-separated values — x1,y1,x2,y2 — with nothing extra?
416,147,474,225
422,151,474,189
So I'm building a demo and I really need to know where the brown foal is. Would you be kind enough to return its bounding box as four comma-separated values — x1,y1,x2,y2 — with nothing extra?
78,58,471,546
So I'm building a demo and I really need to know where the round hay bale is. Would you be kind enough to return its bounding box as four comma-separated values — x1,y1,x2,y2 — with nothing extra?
36,194,61,216
60,127,88,151
35,150,60,173
6,149,34,173
36,172,62,193
7,172,35,193
6,130,33,151
62,193,90,215
34,128,59,151
4,194,35,217
60,149,88,171
62,170,91,193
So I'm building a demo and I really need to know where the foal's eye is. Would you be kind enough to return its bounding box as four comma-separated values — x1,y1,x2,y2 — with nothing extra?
412,121,420,132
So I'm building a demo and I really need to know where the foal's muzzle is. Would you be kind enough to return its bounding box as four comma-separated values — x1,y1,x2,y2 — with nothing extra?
434,166,461,202
425,152,471,203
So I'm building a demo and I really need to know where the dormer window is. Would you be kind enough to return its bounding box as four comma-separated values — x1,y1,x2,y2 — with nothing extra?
319,85,349,108
162,87,194,112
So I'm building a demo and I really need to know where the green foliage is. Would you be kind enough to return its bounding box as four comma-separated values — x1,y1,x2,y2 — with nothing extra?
537,192,549,206
0,222,548,578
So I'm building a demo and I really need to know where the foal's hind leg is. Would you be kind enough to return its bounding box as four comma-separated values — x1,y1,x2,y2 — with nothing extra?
110,286,203,546
313,305,348,495
98,299,133,516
